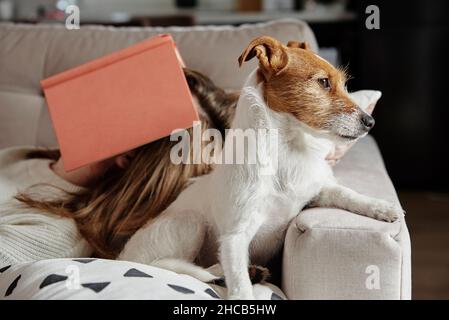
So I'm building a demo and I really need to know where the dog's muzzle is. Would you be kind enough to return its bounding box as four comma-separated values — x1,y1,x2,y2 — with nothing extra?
331,106,375,141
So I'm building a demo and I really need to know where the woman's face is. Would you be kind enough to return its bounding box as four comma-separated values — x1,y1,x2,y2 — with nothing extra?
51,150,137,188
113,150,137,170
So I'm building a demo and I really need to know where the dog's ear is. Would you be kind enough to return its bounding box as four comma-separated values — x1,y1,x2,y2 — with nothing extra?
238,36,288,80
287,41,311,50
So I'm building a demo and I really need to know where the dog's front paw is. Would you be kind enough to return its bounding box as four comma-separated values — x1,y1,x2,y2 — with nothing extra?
369,200,404,222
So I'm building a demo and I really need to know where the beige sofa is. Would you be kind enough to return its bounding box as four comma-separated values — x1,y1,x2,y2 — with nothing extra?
0,20,411,299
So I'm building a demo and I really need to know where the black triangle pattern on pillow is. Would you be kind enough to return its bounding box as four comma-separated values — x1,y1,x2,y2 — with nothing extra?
40,274,68,289
167,284,195,294
271,292,284,300
123,268,153,278
81,282,110,293
5,275,21,297
72,258,97,264
0,265,11,273
204,288,220,299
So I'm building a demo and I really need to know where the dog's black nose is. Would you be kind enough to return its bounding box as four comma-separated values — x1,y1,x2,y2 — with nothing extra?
361,113,375,130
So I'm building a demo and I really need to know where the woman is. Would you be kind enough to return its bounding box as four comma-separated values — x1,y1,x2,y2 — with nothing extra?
0,69,238,266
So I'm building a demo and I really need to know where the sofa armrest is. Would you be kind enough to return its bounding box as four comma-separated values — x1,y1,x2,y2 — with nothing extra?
281,136,411,300
282,209,411,300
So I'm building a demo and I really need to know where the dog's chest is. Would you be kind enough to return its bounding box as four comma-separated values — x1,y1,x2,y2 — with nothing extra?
269,152,328,215
250,155,329,264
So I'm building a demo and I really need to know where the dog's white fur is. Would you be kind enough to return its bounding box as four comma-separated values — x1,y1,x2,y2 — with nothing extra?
118,70,403,299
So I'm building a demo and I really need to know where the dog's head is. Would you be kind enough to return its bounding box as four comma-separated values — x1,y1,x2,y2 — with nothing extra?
238,36,374,142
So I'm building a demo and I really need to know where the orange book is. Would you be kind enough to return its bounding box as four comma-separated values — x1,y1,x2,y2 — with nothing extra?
41,34,198,171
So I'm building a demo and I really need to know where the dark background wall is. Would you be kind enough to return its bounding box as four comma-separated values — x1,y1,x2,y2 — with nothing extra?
348,0,449,191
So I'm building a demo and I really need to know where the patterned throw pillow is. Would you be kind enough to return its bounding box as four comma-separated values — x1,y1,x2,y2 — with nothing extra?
0,258,286,300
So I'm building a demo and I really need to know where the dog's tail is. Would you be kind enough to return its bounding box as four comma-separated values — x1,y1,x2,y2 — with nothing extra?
151,258,220,283
184,68,238,137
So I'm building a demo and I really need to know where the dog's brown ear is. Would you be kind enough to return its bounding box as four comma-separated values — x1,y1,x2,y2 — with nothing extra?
238,36,288,79
287,41,311,50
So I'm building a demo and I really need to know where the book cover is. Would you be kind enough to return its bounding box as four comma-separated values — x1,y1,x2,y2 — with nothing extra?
41,34,198,171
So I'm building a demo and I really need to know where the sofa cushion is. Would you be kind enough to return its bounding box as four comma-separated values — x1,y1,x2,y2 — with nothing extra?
333,135,400,204
0,91,45,148
0,19,318,149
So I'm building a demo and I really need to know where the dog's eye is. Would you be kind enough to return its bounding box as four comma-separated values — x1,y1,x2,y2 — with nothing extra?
318,78,331,90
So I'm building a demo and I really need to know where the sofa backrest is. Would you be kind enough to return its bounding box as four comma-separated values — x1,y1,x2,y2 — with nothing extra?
0,19,317,149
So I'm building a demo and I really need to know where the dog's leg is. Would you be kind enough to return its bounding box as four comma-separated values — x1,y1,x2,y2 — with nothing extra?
313,183,404,222
219,215,265,300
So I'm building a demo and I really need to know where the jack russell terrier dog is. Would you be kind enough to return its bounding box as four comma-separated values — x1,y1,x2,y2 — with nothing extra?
119,36,403,299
